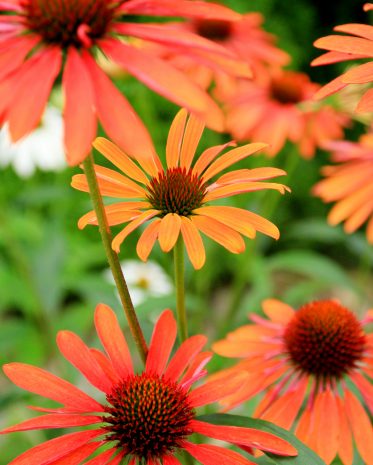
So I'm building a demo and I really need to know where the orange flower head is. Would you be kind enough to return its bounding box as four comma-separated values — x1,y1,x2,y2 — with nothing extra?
72,109,290,269
313,132,373,243
0,0,244,164
224,70,350,158
1,306,297,464
213,298,373,465
312,3,373,112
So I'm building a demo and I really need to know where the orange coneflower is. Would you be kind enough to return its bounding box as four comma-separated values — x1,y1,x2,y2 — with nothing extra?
1,306,297,465
213,298,373,465
0,0,245,165
224,70,349,158
313,133,373,243
312,3,373,111
72,109,289,269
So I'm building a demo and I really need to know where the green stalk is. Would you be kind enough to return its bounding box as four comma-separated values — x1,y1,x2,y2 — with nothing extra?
173,235,188,342
82,153,148,363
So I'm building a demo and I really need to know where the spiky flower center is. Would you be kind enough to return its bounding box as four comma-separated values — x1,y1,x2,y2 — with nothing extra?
104,373,195,460
22,0,123,47
284,300,366,380
270,75,304,104
147,167,207,217
195,19,232,41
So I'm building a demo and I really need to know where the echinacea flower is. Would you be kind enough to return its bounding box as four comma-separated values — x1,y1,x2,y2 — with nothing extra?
2,306,297,465
0,0,244,165
312,3,373,111
213,298,373,465
313,133,373,243
72,109,289,269
224,70,349,158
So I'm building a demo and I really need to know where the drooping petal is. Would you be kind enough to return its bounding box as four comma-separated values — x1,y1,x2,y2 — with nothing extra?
183,442,257,465
56,331,113,393
164,335,207,381
1,413,101,434
166,108,188,168
83,51,158,174
94,304,134,379
62,47,96,165
3,364,104,413
6,430,102,465
180,216,206,269
78,205,143,228
179,113,205,170
158,213,181,252
112,209,159,252
136,218,161,261
145,310,177,375
188,371,248,407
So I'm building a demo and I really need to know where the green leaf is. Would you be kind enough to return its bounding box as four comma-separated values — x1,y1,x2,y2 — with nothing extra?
197,413,326,465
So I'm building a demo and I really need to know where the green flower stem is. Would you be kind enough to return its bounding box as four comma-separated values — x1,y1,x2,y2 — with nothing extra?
173,235,188,342
82,153,148,363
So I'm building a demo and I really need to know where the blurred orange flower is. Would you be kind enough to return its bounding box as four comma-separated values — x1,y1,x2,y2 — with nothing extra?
72,109,289,269
312,3,373,111
0,0,243,165
2,307,297,464
213,299,373,465
224,70,349,157
313,133,373,243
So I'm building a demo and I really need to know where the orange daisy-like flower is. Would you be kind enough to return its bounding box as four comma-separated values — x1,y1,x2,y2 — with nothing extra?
213,299,373,465
312,3,373,111
313,133,373,243
72,109,289,269
2,306,297,465
224,70,349,158
0,0,244,165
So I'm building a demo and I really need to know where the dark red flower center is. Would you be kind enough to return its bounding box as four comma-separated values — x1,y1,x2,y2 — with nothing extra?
270,75,304,104
284,300,366,380
147,167,207,217
104,373,195,460
21,0,123,47
195,19,232,41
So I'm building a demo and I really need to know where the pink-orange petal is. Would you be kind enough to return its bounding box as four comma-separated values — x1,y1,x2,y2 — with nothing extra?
136,218,161,261
180,216,206,269
311,50,370,66
262,299,295,324
164,335,207,381
93,137,150,184
7,430,102,465
90,348,121,386
3,363,104,413
56,331,113,393
0,35,40,80
313,389,339,464
62,47,96,166
191,215,245,254
1,413,101,434
314,35,373,56
312,75,347,100
188,371,248,407
145,310,177,375
356,87,373,112
112,209,159,253
336,396,354,465
334,23,373,41
183,442,257,465
341,61,373,84
180,351,212,387
166,108,188,168
158,213,181,252
179,113,205,170
94,304,134,379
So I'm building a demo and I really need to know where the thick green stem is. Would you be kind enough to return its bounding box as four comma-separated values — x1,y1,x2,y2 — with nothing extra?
82,153,148,363
173,236,188,342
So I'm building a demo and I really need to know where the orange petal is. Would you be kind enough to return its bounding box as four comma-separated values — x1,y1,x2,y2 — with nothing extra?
311,50,369,66
136,218,161,261
341,61,373,84
313,389,339,464
183,442,258,465
312,75,347,100
164,335,207,381
191,215,245,254
192,141,236,177
334,23,373,41
180,216,205,269
71,173,143,199
336,396,354,465
262,299,294,324
166,108,188,168
94,304,134,379
356,87,373,112
216,167,286,184
314,35,373,56
158,213,181,252
204,181,288,202
179,113,205,170
78,205,143,229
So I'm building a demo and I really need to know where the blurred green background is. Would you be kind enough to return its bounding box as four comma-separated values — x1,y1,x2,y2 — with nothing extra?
1,1,372,464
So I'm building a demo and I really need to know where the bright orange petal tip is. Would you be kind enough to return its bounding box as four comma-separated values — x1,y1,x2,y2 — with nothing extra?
364,3,373,11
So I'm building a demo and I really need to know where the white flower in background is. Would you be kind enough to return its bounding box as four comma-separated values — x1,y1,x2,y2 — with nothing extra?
105,260,173,306
0,106,66,178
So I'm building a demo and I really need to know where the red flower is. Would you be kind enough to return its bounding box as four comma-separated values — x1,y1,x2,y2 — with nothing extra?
0,0,243,165
213,299,373,465
2,306,297,465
